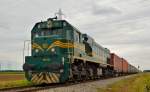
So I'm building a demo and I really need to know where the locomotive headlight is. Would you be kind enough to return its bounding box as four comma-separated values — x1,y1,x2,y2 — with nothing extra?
35,34,39,38
62,57,64,65
35,49,39,53
51,48,55,52
60,69,64,73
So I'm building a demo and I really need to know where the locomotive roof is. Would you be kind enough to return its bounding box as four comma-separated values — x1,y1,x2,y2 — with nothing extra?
64,20,110,52
32,19,110,53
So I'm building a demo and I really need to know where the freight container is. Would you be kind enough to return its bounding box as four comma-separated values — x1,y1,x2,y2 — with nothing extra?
110,53,123,74
128,64,138,73
122,58,128,73
128,64,132,73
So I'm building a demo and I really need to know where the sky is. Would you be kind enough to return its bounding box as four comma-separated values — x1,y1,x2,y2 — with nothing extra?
0,0,150,70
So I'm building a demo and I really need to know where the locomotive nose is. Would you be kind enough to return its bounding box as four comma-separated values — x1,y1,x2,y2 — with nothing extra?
23,63,35,71
32,37,62,56
45,63,64,71
23,62,63,72
23,59,63,84
24,56,64,72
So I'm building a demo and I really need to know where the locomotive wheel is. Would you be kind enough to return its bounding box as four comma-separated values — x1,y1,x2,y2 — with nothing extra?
69,69,74,81
81,67,86,81
89,68,94,79
97,68,102,78
72,65,79,81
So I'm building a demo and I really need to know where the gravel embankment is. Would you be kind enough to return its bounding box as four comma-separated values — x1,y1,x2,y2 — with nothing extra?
37,75,136,92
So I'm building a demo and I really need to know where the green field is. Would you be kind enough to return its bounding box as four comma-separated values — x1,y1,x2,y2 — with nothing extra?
0,72,150,91
97,73,150,92
0,72,34,89
0,80,33,89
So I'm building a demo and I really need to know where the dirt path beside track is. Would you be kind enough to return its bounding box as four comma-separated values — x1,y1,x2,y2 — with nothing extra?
0,74,25,82
37,74,136,92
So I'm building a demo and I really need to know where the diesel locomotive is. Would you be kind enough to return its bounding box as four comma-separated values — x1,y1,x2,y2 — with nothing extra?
23,16,138,84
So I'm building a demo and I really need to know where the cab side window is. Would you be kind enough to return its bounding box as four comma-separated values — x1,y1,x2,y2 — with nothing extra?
66,30,72,40
74,31,80,43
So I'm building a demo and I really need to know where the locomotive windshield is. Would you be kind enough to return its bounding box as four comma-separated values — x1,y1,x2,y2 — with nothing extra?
33,28,63,38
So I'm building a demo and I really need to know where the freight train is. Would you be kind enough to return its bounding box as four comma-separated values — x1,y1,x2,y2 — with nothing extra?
23,16,139,84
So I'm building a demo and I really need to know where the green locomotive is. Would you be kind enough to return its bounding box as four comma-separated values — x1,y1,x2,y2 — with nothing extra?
23,16,112,84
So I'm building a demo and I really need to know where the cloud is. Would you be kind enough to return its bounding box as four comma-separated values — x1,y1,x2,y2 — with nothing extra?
92,4,121,15
0,24,10,30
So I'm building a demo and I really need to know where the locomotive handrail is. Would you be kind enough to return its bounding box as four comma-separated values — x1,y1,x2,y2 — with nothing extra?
23,40,31,65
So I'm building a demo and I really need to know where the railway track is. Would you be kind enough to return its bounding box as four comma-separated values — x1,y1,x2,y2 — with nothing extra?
0,75,135,92
0,77,109,92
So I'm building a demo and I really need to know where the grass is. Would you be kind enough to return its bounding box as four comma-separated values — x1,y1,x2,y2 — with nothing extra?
0,72,25,82
0,71,24,74
0,71,34,89
0,80,34,89
97,73,150,92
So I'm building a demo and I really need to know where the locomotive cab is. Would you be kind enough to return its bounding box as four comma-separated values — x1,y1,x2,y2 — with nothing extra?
82,34,93,56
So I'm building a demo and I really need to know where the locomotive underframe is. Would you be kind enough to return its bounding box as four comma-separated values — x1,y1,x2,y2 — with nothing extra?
68,57,114,81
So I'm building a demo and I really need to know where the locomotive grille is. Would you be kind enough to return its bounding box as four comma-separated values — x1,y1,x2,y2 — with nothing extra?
31,72,60,84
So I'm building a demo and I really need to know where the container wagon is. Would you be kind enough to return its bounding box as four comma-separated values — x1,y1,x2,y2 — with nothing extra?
128,64,138,74
110,53,123,76
122,58,128,74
